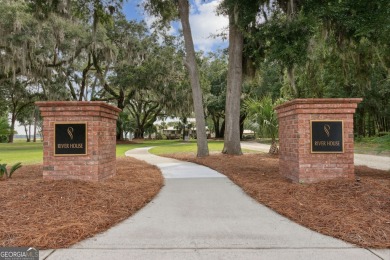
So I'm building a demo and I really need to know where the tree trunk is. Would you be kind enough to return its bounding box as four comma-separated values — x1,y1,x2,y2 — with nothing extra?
79,55,93,101
33,110,37,142
178,0,209,157
287,66,297,96
24,125,30,142
116,98,125,141
269,139,279,155
28,124,31,142
213,116,220,138
116,120,124,141
8,113,16,143
223,6,243,155
134,128,144,139
240,113,246,140
219,120,225,138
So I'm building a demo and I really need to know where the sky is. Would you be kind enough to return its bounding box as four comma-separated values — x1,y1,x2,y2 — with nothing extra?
122,0,229,53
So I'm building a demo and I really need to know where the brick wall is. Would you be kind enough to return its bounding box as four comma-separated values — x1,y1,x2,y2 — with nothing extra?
275,98,362,183
36,101,121,181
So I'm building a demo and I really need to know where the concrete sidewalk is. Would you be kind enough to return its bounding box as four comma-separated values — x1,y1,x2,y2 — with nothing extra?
241,142,390,171
40,148,389,260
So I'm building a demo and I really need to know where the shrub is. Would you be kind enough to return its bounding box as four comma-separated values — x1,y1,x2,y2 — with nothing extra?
0,162,22,179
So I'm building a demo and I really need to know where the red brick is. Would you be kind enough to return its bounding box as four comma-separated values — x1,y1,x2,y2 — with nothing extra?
275,98,362,183
36,101,121,181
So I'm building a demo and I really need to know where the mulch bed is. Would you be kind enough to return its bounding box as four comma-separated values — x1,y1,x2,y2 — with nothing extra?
0,157,164,249
167,153,390,248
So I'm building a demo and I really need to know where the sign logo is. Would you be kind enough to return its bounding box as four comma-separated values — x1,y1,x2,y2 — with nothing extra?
67,127,74,140
311,121,343,153
324,124,331,137
55,123,87,156
0,247,39,260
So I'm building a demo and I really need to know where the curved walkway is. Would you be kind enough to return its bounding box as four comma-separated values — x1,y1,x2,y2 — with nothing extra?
41,148,389,260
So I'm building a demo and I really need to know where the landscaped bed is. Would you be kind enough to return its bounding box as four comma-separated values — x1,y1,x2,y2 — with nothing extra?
0,157,164,249
1,150,389,250
167,153,390,249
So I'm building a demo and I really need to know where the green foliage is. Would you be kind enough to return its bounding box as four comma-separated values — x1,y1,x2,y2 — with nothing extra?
303,0,390,45
143,0,178,28
218,0,266,27
253,12,315,70
155,133,167,140
375,135,390,153
0,162,22,179
201,53,228,138
107,20,190,138
0,117,11,142
354,134,390,155
238,0,389,136
244,95,285,141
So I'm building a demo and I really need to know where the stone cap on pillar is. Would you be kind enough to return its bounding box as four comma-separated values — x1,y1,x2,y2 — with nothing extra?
275,98,363,118
36,101,122,120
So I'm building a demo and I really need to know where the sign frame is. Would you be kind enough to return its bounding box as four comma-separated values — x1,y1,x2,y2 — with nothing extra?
54,122,88,156
310,120,344,154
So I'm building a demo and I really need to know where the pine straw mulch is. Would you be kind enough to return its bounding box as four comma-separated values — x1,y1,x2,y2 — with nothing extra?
167,153,390,249
0,157,164,249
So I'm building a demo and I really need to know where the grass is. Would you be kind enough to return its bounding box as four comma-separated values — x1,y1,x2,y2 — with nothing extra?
256,135,390,156
354,135,390,156
116,140,178,157
3,134,389,166
1,139,230,165
0,141,43,165
150,140,225,155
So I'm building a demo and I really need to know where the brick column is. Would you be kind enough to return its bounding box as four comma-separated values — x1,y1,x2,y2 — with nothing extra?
36,101,121,181
275,98,362,183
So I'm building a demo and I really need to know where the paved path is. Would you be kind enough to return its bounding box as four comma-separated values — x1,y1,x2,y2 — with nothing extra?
40,147,389,260
241,142,390,171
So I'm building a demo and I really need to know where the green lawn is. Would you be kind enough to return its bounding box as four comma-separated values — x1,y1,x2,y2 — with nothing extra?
3,135,388,166
1,139,229,165
0,141,43,165
116,140,179,156
354,135,390,156
149,140,225,155
117,140,246,155
256,135,390,156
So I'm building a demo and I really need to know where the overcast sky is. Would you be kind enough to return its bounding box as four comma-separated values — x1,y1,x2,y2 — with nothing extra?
123,0,229,53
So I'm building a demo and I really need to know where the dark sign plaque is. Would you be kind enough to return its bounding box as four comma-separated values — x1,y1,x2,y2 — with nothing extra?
54,123,87,156
311,120,343,153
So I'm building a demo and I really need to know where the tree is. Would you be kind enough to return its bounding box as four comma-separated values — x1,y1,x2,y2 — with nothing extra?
218,0,264,154
0,117,11,143
177,0,209,155
106,22,191,139
16,107,35,142
221,3,243,154
119,112,136,140
201,53,228,139
2,80,38,143
233,0,389,138
245,95,283,154
144,0,209,157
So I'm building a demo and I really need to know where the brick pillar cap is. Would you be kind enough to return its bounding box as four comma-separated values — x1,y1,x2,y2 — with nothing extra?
35,101,122,113
275,98,363,111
